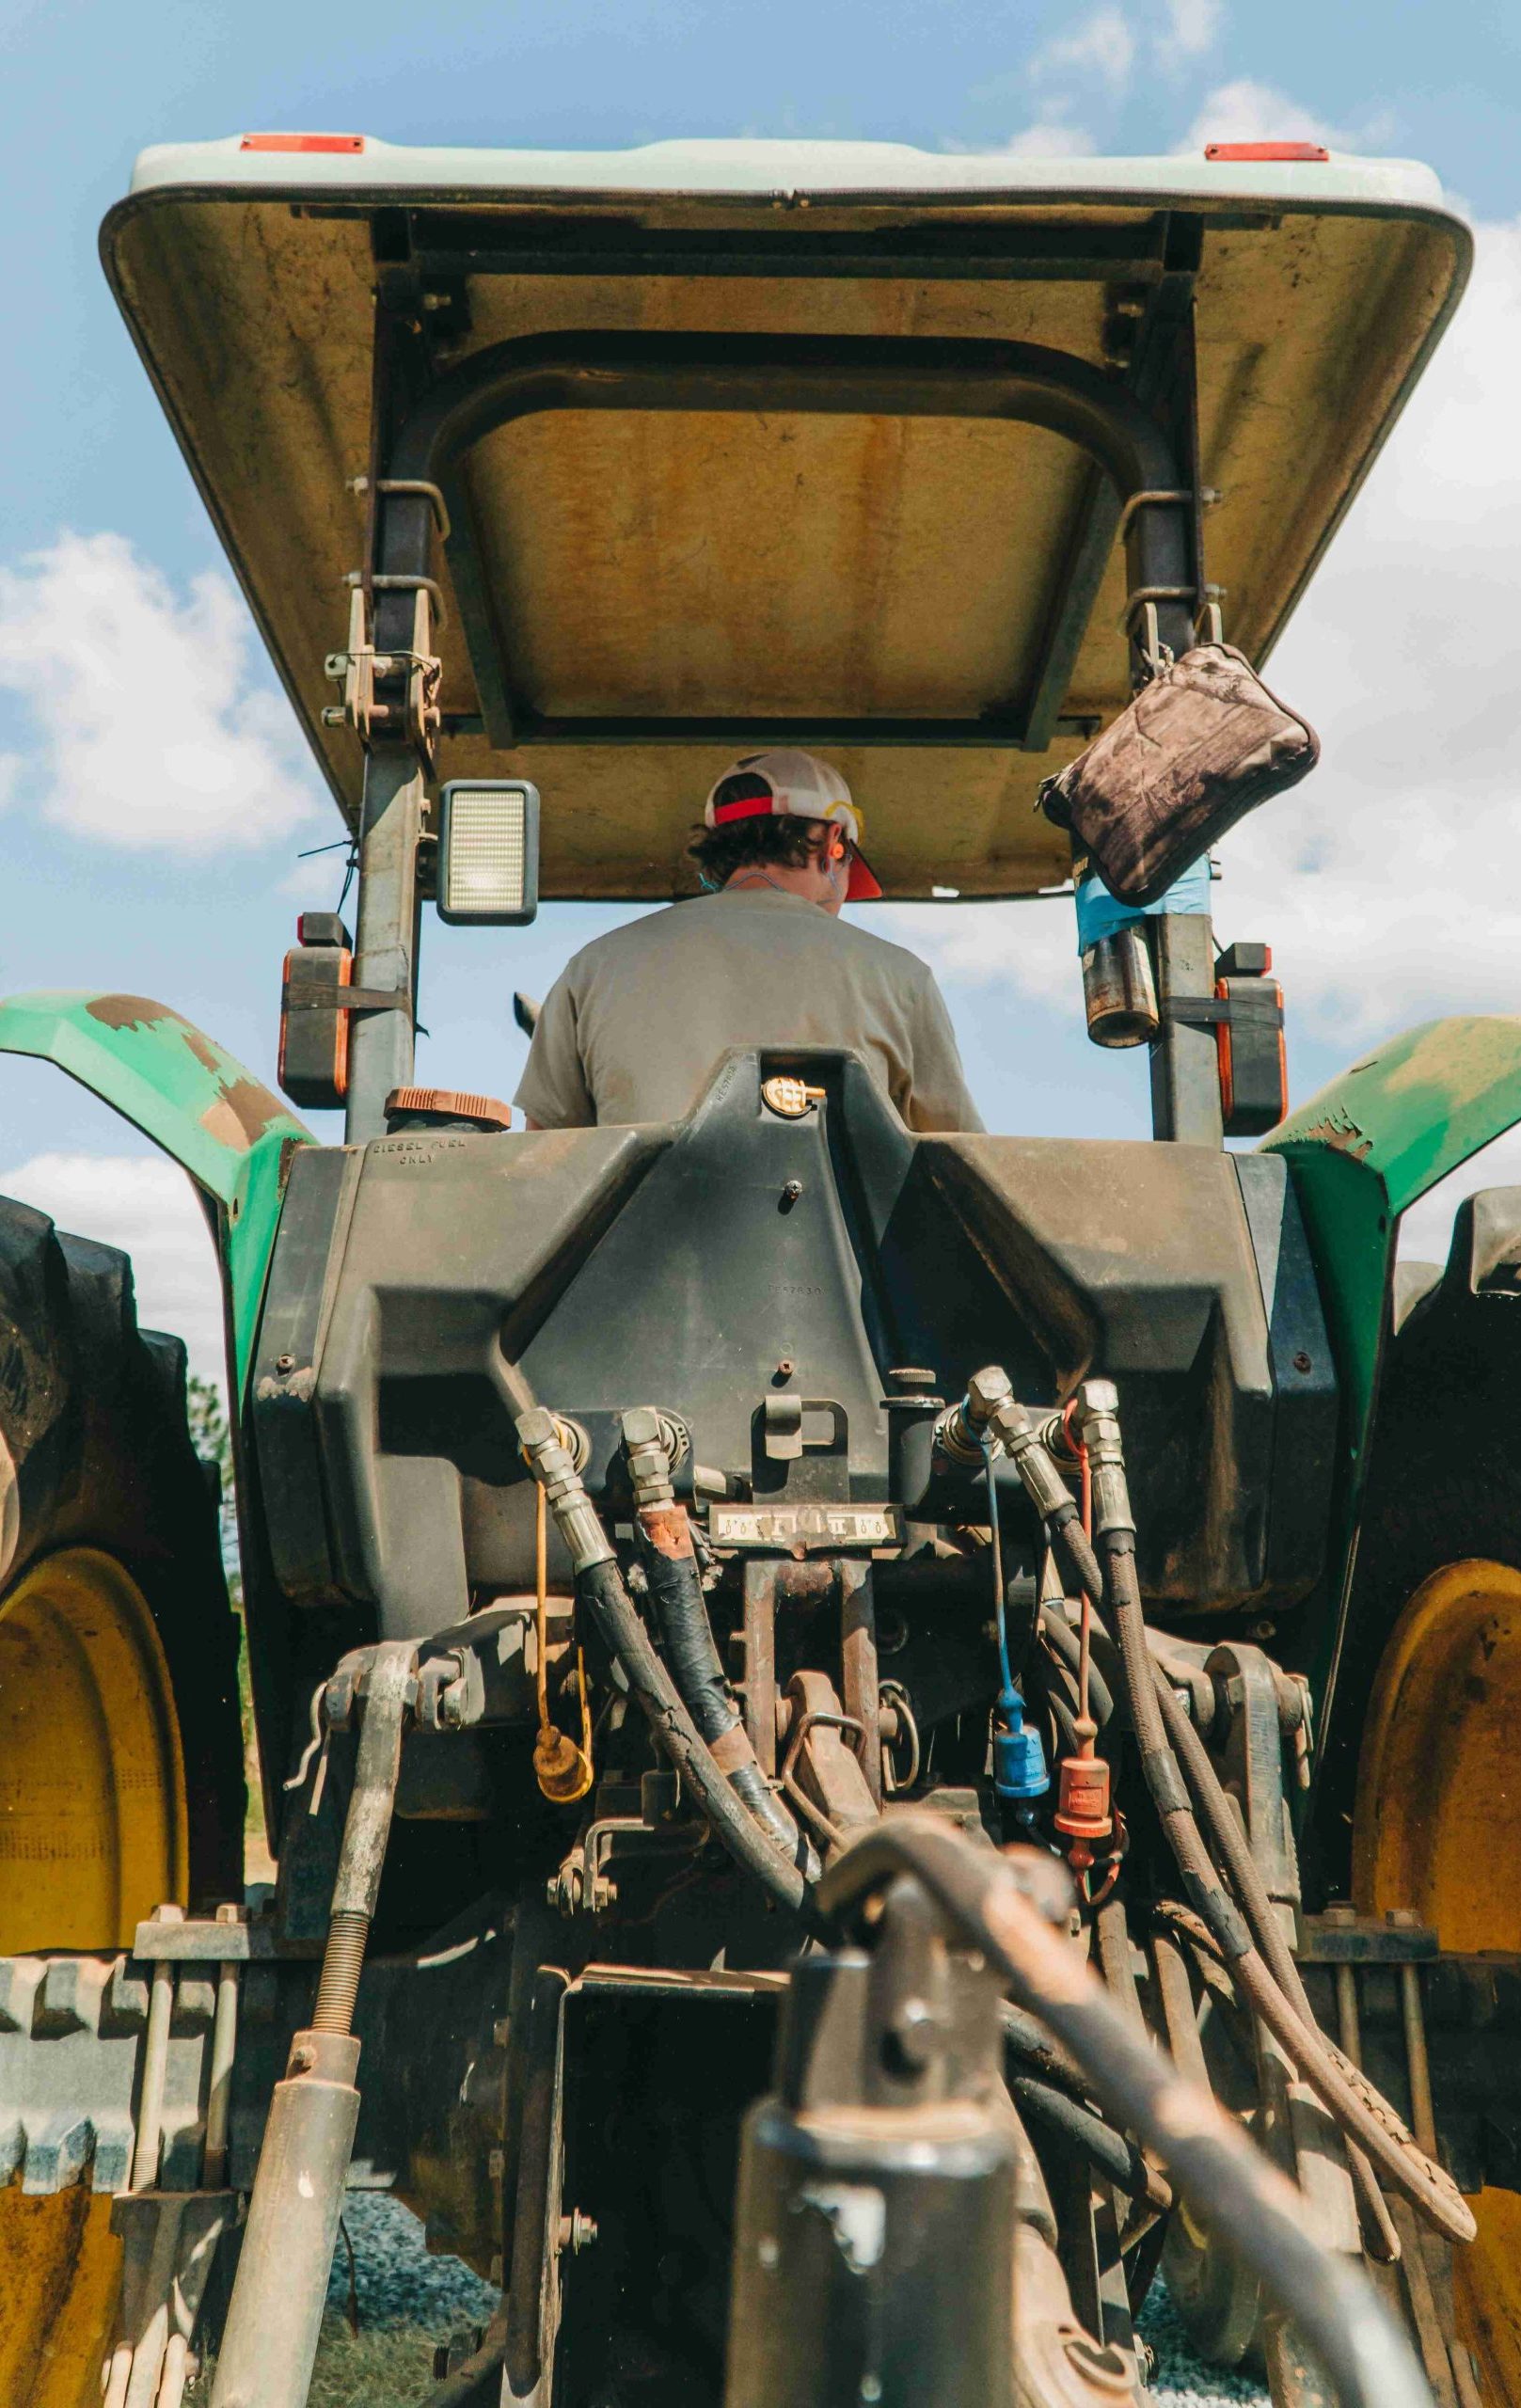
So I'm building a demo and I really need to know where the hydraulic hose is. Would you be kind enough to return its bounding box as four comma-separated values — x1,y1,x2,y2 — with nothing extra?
1010,2073,1172,2210
984,1376,1473,2250
517,1409,815,1925
636,1500,808,1865
578,1557,815,1923
1096,1523,1469,2246
1038,1601,1117,1729
819,1816,1434,2408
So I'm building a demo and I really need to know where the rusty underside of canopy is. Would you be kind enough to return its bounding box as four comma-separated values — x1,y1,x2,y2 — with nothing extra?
103,140,1469,896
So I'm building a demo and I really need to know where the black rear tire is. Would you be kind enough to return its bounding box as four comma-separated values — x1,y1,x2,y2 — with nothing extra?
0,1192,245,1911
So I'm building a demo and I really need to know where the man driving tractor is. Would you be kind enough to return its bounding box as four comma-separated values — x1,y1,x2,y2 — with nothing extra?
515,749,984,1133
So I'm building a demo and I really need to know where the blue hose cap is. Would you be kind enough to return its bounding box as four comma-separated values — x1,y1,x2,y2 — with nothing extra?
992,1687,1050,1800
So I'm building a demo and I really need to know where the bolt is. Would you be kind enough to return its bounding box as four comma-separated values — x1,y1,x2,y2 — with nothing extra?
1292,1350,1313,1374
559,2209,598,2254
492,2018,511,2048
1386,1907,1419,1927
276,1353,295,1375
776,1357,795,1380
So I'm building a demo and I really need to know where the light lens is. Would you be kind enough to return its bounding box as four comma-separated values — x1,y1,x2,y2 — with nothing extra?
240,133,366,153
438,782,540,926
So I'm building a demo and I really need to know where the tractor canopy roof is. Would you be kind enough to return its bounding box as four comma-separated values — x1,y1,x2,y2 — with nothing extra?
103,135,1469,899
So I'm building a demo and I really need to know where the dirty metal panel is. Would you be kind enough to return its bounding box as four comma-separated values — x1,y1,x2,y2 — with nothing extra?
101,153,1468,897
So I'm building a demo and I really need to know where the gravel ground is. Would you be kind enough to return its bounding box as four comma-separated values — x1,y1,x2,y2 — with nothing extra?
193,2192,1266,2405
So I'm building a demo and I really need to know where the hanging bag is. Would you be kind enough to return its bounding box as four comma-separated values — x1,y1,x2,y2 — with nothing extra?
1039,642,1320,906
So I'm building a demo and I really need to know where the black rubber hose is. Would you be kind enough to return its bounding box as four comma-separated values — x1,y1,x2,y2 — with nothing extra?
578,1558,816,1925
1087,1518,1472,2249
1037,1600,1117,1727
1011,2073,1172,2210
637,1507,808,1864
819,1816,1433,2408
640,1517,734,1735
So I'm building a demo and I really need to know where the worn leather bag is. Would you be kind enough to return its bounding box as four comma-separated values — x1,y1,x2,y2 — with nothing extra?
1039,642,1320,906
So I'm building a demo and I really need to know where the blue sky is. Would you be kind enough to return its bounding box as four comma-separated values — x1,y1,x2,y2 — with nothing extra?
2,0,1519,1375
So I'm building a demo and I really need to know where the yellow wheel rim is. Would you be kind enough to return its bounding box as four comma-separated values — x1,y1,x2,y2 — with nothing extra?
1355,1558,1521,2402
0,1549,189,2407
0,1547,187,1955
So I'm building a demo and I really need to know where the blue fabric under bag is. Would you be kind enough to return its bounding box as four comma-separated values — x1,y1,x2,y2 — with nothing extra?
1073,856,1212,955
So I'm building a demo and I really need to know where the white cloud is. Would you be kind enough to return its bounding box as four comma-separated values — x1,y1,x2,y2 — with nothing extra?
0,1151,225,1386
997,121,1101,158
0,532,322,851
1034,7,1136,100
1178,77,1366,156
1162,0,1223,56
1216,218,1521,1040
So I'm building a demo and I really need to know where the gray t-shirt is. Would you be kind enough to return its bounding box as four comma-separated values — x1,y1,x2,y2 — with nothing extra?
515,886,983,1133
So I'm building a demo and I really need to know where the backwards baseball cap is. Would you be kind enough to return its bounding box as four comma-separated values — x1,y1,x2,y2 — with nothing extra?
704,750,882,901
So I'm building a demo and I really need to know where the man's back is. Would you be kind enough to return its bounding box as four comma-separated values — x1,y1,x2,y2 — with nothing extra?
515,884,982,1132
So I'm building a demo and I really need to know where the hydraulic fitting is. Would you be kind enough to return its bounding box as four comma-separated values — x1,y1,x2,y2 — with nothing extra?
933,1363,1014,1468
518,1407,616,1574
620,1406,689,1511
937,1365,1080,1524
1072,1379,1134,1537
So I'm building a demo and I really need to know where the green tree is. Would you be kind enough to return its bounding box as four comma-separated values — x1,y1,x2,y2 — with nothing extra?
186,1374,266,1866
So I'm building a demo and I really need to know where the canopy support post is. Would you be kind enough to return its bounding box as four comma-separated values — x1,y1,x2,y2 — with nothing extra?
343,750,422,1143
1149,914,1223,1147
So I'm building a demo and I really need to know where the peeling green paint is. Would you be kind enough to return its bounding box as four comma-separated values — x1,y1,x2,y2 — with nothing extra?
0,990,313,1397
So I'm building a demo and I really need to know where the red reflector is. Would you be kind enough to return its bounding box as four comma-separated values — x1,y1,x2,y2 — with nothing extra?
241,133,365,154
1205,140,1329,162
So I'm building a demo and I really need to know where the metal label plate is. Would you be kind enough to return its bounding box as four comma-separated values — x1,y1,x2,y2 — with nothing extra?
706,1502,901,1551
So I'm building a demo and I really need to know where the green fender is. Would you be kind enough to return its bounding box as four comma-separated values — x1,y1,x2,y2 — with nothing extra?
1264,1014,1521,1701
0,991,312,1398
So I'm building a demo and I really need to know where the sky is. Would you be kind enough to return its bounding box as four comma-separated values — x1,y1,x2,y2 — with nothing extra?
2,0,1519,1382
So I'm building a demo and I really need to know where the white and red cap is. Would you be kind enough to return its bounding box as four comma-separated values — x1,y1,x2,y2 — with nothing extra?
704,750,881,901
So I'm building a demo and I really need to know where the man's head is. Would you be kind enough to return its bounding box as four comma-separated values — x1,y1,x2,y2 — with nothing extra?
689,750,881,917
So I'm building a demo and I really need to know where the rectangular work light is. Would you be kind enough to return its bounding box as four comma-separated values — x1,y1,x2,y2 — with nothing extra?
437,780,541,926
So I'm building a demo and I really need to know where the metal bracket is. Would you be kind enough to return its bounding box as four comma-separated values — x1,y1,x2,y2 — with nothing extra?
322,582,443,759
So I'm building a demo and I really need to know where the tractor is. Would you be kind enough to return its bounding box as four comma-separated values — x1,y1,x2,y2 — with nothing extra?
0,123,1515,2408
